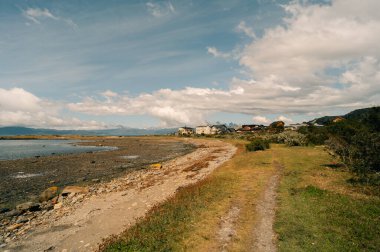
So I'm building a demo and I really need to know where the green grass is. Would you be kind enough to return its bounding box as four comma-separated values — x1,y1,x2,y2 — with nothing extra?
100,172,236,252
274,145,380,251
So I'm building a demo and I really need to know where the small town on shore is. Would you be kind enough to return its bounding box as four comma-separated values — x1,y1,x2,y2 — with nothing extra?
176,118,338,136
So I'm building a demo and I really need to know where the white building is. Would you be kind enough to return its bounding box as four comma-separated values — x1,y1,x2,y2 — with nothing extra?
195,125,211,135
177,127,195,135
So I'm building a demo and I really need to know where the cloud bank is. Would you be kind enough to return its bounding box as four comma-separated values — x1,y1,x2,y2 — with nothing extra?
0,88,105,129
67,0,379,126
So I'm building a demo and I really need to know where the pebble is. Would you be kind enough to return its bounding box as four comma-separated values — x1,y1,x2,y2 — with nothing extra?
4,209,22,218
6,223,23,231
54,202,63,210
16,217,28,224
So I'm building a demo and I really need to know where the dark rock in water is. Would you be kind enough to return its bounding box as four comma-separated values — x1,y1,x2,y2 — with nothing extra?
39,186,59,202
0,208,10,214
4,209,22,218
16,202,40,212
90,160,96,164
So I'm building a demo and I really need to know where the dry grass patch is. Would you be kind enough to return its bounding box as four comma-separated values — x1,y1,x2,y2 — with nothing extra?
99,140,277,252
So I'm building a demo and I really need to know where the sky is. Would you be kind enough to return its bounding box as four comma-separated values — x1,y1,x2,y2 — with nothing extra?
0,0,379,129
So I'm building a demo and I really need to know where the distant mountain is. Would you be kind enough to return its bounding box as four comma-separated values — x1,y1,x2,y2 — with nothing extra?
0,126,177,136
310,106,380,126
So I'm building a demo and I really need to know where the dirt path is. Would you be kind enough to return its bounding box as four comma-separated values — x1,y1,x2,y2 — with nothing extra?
251,160,282,252
3,139,236,252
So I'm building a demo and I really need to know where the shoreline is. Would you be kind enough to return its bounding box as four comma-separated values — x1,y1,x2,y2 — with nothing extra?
0,137,236,251
0,136,194,210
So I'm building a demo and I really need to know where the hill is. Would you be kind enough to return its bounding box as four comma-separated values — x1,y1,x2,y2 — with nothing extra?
310,106,380,126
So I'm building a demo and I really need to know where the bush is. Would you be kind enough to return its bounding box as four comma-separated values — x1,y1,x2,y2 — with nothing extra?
298,125,329,145
262,131,308,147
246,139,270,152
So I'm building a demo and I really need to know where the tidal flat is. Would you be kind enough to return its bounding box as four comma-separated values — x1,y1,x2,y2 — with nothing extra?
0,136,195,209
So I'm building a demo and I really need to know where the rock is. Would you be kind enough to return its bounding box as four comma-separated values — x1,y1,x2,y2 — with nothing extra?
16,202,32,212
39,187,59,202
61,186,89,196
149,163,162,169
51,196,58,205
76,177,87,182
53,202,63,210
91,178,100,183
40,202,54,211
16,217,28,224
3,209,22,218
6,223,23,231
0,208,10,214
16,202,40,212
71,194,84,204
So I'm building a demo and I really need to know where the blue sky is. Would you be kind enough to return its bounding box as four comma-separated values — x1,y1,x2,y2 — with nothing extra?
0,0,379,129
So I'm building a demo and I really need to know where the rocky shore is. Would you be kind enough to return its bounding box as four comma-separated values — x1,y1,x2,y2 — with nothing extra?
0,138,236,252
0,136,194,210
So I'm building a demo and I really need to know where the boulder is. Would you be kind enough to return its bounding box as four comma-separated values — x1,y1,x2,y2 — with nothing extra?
39,186,59,202
16,202,40,212
61,186,89,196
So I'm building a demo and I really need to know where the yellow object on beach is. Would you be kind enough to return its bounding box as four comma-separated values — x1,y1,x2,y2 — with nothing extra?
150,163,162,169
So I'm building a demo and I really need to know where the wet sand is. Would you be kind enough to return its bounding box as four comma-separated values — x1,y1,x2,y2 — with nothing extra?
0,136,194,210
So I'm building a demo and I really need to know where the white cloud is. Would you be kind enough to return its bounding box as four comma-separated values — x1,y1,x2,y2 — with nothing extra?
207,46,241,60
22,8,77,29
276,115,293,124
0,88,105,130
207,47,231,59
236,21,256,38
23,8,58,24
252,116,269,124
240,0,380,86
146,2,176,18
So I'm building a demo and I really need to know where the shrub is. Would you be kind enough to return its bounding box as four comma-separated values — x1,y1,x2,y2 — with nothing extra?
262,131,308,147
246,139,270,152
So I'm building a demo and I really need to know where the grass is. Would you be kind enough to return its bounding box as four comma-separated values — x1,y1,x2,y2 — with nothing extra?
100,177,233,251
99,140,275,251
273,145,380,251
100,141,380,251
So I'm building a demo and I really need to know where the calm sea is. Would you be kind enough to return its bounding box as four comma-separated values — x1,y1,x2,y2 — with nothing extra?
0,140,114,160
